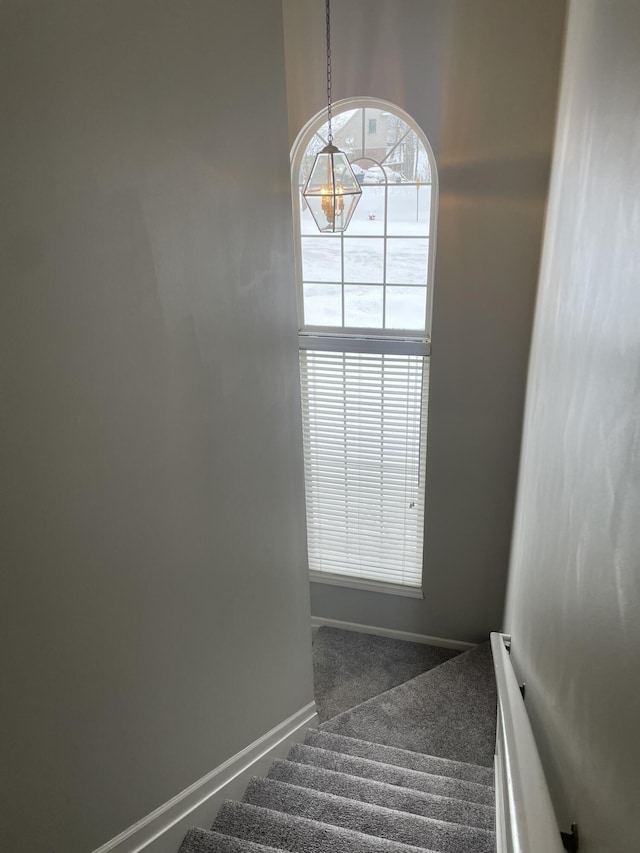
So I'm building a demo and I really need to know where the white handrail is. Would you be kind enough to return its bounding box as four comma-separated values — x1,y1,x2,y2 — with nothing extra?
491,632,565,853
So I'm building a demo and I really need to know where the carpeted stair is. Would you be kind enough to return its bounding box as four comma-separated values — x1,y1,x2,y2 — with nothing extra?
319,642,496,768
178,640,496,853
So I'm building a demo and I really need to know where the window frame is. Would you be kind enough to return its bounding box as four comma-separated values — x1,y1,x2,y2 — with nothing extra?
291,97,438,597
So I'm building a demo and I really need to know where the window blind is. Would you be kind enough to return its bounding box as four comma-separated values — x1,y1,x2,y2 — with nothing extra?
299,349,429,588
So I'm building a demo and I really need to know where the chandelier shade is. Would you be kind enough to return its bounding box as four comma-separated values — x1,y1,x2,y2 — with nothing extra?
303,144,362,233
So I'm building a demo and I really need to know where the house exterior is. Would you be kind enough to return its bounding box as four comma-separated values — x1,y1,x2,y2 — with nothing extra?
332,108,389,166
1,2,638,853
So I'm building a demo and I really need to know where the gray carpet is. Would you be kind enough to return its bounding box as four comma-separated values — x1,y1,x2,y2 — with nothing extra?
210,800,443,853
266,758,495,829
284,741,493,807
312,627,460,722
180,828,282,853
301,731,494,789
179,634,497,853
240,777,494,852
320,642,497,767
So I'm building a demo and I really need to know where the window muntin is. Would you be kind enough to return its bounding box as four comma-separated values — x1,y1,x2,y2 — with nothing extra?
292,99,437,595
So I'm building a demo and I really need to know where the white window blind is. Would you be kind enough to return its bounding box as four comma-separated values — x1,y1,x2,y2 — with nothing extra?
300,349,429,589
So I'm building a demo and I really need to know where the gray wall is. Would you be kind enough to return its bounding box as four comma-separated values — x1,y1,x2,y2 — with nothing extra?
284,0,567,642
504,1,640,850
0,3,314,852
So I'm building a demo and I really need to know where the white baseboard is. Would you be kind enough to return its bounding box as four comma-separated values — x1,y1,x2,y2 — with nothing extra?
311,616,477,650
92,701,318,853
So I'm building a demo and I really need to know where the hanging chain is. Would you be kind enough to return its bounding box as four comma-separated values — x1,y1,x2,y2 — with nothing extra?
326,0,333,144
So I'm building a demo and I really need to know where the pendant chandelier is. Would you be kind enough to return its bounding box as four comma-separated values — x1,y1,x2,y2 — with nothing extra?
302,0,362,233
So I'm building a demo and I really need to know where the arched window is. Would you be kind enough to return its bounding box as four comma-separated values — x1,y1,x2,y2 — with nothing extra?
292,99,437,596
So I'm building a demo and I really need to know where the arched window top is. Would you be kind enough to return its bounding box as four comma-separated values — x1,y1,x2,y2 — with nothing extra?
292,98,438,340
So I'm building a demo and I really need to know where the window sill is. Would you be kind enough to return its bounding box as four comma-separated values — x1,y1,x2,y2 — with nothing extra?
309,570,424,599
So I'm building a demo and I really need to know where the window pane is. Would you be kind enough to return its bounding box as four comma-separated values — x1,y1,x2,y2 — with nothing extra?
346,186,385,236
298,135,326,192
362,163,384,185
386,238,429,284
382,165,409,184
385,287,427,331
364,109,385,159
416,150,432,183
300,198,320,235
302,236,341,282
303,283,342,327
344,237,384,283
317,109,360,152
387,185,431,236
384,114,411,148
344,285,383,328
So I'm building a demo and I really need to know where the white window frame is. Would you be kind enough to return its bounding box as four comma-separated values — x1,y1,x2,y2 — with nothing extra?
291,97,438,597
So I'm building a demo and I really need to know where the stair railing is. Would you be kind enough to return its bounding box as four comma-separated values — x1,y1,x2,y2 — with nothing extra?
490,632,566,853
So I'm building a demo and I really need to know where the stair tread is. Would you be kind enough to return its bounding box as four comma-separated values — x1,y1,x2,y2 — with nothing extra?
179,826,285,853
212,799,445,853
242,776,495,853
287,743,494,806
267,758,494,830
304,730,494,786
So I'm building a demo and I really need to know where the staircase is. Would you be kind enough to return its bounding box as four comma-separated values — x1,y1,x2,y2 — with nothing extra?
178,643,496,853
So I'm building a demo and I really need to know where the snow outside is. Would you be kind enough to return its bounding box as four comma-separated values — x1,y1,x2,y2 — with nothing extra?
300,183,432,332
